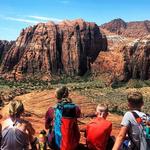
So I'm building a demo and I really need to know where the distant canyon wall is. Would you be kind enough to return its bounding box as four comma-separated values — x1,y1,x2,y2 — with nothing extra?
92,36,150,81
100,18,150,39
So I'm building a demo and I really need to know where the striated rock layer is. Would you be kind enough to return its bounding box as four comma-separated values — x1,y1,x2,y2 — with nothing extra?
0,19,107,80
91,36,150,81
0,40,14,64
123,37,150,80
100,18,150,39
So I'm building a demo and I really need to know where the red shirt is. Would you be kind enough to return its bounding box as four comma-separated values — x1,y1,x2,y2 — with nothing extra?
86,117,112,150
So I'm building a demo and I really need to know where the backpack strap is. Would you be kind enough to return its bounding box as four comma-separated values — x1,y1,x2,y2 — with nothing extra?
131,111,143,124
56,99,73,110
129,111,143,149
131,111,150,149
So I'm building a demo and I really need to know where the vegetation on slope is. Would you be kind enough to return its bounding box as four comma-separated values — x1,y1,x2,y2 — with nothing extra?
0,76,150,114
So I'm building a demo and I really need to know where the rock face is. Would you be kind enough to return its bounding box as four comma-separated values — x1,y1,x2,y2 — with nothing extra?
123,37,150,80
91,51,126,82
0,40,14,64
100,18,150,38
0,19,107,80
92,36,150,81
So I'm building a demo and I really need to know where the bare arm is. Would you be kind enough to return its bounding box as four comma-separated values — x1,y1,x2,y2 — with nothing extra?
112,126,128,150
26,122,38,150
26,122,35,142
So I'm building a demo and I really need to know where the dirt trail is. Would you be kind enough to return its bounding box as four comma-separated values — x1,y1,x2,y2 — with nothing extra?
0,90,122,143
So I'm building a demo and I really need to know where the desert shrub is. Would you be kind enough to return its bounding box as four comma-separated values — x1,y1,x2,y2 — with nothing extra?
144,80,150,86
126,79,148,88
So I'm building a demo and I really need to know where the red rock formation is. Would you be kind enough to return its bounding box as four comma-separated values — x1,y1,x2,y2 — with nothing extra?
1,18,149,82
123,37,150,80
0,19,107,80
100,18,150,38
101,18,127,34
91,51,126,82
92,36,150,81
0,40,14,64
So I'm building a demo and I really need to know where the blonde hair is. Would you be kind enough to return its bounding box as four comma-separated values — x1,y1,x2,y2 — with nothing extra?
96,104,108,115
9,100,24,117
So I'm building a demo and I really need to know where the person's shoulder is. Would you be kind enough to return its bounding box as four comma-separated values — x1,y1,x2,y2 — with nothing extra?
103,119,112,127
2,118,13,130
46,107,54,113
122,111,134,119
124,111,132,115
2,118,12,125
121,111,134,127
106,119,112,125
48,106,54,110
122,111,133,118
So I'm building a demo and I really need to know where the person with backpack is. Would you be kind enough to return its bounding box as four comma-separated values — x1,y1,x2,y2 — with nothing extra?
45,86,81,150
112,91,150,150
1,100,37,150
85,104,112,150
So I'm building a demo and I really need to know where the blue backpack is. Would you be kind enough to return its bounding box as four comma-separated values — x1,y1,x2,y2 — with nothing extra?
53,100,80,150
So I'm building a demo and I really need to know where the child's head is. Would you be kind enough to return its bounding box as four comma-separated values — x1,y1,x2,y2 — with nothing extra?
9,100,24,118
55,86,69,101
127,91,143,109
96,103,109,119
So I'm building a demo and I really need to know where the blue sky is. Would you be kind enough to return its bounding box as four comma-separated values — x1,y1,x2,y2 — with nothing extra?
0,0,150,41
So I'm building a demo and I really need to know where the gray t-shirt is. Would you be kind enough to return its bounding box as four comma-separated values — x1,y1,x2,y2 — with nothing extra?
121,110,149,150
1,118,29,150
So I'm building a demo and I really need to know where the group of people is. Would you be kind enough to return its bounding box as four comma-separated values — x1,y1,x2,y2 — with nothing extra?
0,86,150,150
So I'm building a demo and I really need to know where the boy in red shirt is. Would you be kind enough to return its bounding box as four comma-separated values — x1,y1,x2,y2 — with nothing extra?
86,104,112,150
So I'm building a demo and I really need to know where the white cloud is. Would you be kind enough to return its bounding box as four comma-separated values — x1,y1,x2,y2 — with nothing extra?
28,15,50,21
28,15,62,22
0,15,62,25
5,17,39,24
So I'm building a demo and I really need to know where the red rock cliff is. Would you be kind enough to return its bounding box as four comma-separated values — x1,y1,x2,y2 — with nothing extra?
91,36,150,81
123,37,150,80
0,19,107,80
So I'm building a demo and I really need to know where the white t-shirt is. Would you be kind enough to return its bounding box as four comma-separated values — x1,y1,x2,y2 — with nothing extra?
121,110,149,150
